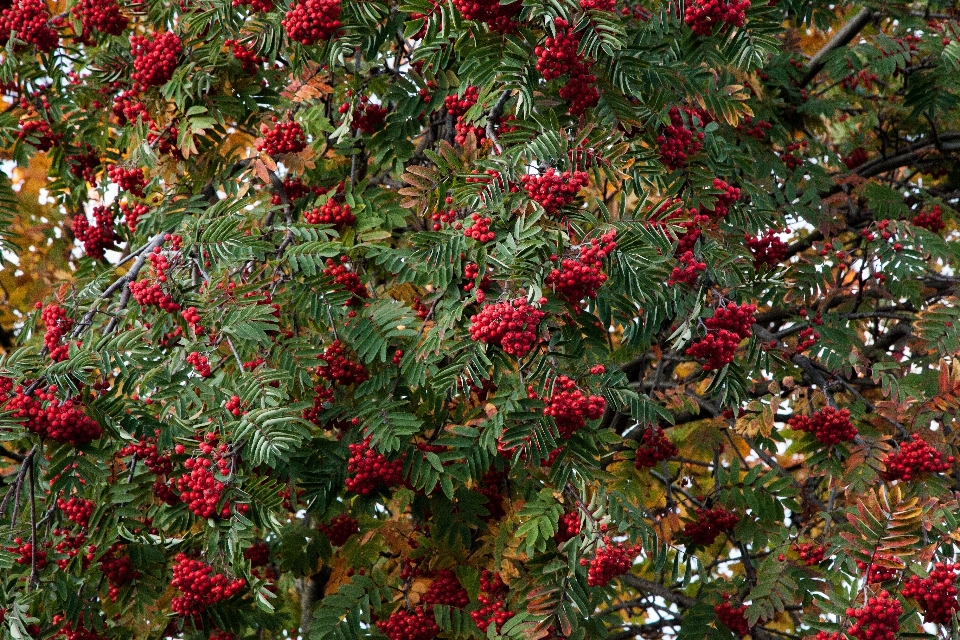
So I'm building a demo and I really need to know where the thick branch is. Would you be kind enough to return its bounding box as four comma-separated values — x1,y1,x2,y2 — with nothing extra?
801,8,875,87
620,574,695,608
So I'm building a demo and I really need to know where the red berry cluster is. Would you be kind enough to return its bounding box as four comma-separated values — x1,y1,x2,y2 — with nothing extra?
745,230,787,268
520,168,590,217
130,32,182,89
68,148,101,184
736,116,772,140
304,198,355,228
451,0,521,31
8,538,47,569
111,90,150,126
683,506,738,545
100,543,138,601
7,385,103,446
225,395,246,417
72,206,118,260
170,553,245,617
57,496,95,528
902,563,960,624
118,433,173,475
318,513,359,546
658,107,704,170
792,542,825,565
175,434,243,519
912,204,946,233
882,434,953,481
462,261,491,296
714,594,750,636
554,512,581,544
444,87,483,144
684,0,750,35
846,591,901,640
181,306,204,336
108,165,147,197
580,0,615,9
41,303,73,362
225,39,264,74
130,279,180,311
857,559,898,584
18,117,59,151
541,375,606,439
781,140,807,170
705,178,740,218
469,298,545,357
186,351,212,377
634,426,678,468
73,0,128,40
233,0,273,12
376,607,439,640
341,96,388,134
476,470,507,521
323,257,369,304
685,302,756,371
583,537,641,586
317,340,368,385
0,0,59,52
283,0,342,44
843,147,868,170
271,176,323,205
534,18,600,115
345,436,405,495
668,250,707,286
244,542,270,568
545,231,617,306
257,118,307,155
471,571,514,633
787,406,858,445
120,202,149,232
421,569,470,608
463,213,495,243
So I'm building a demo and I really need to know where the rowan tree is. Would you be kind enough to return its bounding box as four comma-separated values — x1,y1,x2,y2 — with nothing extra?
2,0,960,639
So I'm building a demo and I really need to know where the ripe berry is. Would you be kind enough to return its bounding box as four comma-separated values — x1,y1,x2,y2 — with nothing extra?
317,340,368,385
130,31,182,89
845,591,901,640
542,375,606,439
787,406,857,445
685,303,756,370
902,563,960,624
257,118,307,155
658,107,705,170
634,427,678,468
471,571,514,633
714,593,750,636
72,0,128,41
318,513,359,546
545,231,616,306
684,0,750,36
376,607,438,640
554,512,581,544
420,569,470,608
912,204,946,233
323,257,369,305
745,230,787,268
521,168,589,217
108,165,147,197
668,250,707,286
283,0,341,44
451,0,521,31
882,434,953,481
345,436,404,495
585,538,642,586
682,506,738,545
170,553,245,617
469,298,545,358
792,542,826,566
72,206,118,260
0,0,59,52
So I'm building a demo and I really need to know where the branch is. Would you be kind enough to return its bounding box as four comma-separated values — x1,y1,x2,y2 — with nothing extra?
485,90,511,155
800,8,875,87
620,574,696,608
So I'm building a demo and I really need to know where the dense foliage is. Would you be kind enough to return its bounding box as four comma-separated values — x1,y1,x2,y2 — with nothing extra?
2,0,960,638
